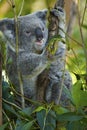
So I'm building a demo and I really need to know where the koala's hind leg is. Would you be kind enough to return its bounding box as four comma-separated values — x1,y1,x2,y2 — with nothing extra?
45,71,72,105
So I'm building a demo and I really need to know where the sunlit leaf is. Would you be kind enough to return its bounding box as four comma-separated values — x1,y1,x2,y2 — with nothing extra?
71,81,87,108
53,105,69,115
33,106,46,113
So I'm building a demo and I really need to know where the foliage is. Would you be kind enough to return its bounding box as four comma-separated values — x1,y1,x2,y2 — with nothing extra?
1,79,87,130
0,0,87,130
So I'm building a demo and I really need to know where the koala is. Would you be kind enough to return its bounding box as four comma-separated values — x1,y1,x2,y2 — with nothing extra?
0,8,72,106
0,9,49,105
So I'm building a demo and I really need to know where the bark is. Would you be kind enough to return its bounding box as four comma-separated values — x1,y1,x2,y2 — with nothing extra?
66,1,77,34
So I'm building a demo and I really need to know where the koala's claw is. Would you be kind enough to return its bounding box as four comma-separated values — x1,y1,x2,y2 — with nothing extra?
50,7,65,21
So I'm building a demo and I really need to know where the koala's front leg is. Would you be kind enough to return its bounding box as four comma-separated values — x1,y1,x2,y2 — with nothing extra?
50,6,66,40
18,51,48,78
16,51,48,102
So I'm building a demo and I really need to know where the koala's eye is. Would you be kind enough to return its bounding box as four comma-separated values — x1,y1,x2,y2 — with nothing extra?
25,31,31,36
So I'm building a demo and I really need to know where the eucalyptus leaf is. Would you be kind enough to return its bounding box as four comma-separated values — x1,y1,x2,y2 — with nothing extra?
56,112,84,121
53,105,69,115
15,120,34,130
36,109,56,130
0,123,8,130
67,121,84,130
63,85,74,104
72,81,87,108
21,120,34,130
18,107,33,118
33,106,46,113
82,24,87,29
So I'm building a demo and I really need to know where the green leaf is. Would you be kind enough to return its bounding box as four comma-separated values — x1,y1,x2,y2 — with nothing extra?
7,57,13,64
22,120,34,130
71,80,87,108
3,104,18,117
53,105,69,115
2,81,14,102
15,120,34,130
18,107,33,118
82,24,87,29
36,109,46,129
56,112,84,122
33,106,46,113
67,121,84,130
36,109,56,130
63,86,74,104
0,123,8,130
68,50,86,75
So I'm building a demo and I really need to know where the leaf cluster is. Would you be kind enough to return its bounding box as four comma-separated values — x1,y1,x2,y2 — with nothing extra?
1,79,87,130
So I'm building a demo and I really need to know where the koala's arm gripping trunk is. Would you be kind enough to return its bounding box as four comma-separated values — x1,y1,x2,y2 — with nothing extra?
48,0,64,40
54,0,64,8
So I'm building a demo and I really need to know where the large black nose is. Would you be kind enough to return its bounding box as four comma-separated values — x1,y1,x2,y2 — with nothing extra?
35,27,43,41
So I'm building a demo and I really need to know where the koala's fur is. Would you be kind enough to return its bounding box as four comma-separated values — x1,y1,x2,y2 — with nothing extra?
0,8,72,106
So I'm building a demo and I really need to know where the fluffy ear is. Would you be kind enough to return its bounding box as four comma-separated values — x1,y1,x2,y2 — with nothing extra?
0,18,15,41
36,9,48,20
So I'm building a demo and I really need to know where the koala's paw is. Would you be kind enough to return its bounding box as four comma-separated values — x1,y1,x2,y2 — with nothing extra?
50,6,65,21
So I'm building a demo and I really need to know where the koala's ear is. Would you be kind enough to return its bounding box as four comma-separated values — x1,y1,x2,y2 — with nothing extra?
0,18,15,39
36,9,48,20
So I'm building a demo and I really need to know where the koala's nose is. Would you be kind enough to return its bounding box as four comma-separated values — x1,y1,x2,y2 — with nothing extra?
35,27,43,41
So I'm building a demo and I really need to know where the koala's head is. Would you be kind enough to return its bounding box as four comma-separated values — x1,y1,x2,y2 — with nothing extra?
0,9,48,53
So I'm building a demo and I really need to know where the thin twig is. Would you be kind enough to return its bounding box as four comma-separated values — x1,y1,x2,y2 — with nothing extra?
3,98,22,110
67,48,82,75
7,0,12,6
81,0,87,25
59,27,83,47
11,86,44,106
18,0,25,16
77,3,87,84
11,0,25,108
42,103,53,130
3,110,13,130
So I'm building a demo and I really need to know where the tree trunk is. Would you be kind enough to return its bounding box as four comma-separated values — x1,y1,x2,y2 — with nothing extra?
37,0,64,102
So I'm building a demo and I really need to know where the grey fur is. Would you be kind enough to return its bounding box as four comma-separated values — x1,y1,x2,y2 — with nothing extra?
0,8,72,106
